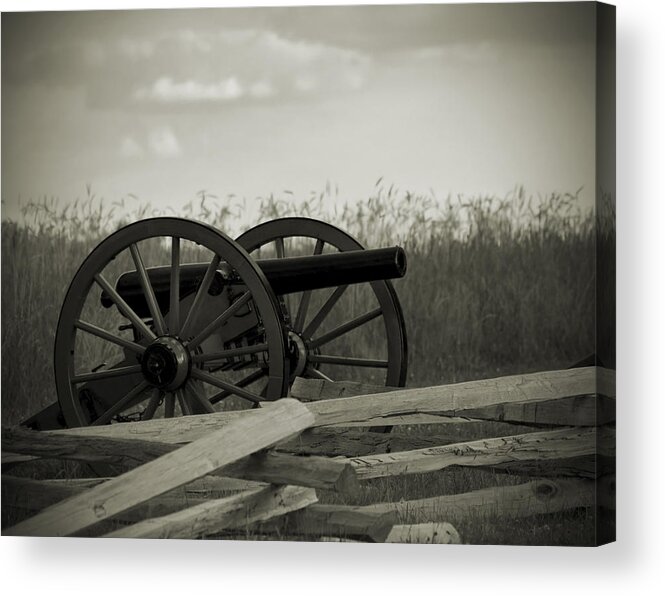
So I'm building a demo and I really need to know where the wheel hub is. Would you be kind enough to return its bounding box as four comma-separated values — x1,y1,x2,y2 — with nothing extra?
141,336,190,390
287,331,309,378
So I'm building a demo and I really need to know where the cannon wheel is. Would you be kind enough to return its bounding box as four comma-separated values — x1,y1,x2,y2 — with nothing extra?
54,217,288,431
236,217,408,388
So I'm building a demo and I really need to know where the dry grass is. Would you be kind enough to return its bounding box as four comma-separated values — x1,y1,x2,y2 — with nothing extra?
1,185,614,544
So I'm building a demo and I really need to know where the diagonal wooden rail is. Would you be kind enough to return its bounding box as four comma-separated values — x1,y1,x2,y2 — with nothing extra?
5,398,313,537
44,367,614,445
104,485,318,539
2,426,360,495
342,427,614,480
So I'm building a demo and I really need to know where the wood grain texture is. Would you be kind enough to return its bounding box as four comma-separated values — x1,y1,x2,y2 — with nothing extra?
50,367,613,443
1,474,264,532
104,485,318,539
278,423,542,457
222,451,359,496
364,477,610,520
342,427,615,480
386,522,461,544
3,425,173,467
52,409,246,444
319,523,461,544
459,394,615,426
290,378,395,401
481,455,616,479
273,503,395,543
3,426,359,495
5,398,314,537
1,475,203,528
302,367,615,427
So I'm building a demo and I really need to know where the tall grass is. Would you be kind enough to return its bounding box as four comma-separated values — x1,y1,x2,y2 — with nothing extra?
1,186,602,424
1,185,614,545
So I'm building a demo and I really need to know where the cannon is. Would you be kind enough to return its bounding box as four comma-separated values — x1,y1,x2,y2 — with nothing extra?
24,217,407,432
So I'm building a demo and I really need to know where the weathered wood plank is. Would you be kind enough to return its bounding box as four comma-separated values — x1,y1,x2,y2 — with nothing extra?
1,474,263,528
328,414,476,427
290,378,394,401
298,367,615,427
343,427,615,480
51,367,612,443
278,423,542,457
52,409,247,444
459,394,615,426
3,426,358,494
5,398,314,537
1,475,201,526
223,451,359,496
386,522,461,544
3,425,172,468
320,522,461,544
482,455,616,479
104,485,318,539
292,367,615,401
273,503,395,543
2,452,39,466
364,477,609,520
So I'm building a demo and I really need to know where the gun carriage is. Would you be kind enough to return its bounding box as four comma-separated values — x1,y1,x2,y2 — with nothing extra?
25,217,407,432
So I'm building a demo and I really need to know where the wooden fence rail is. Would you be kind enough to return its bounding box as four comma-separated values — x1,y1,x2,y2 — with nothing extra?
2,367,615,542
5,398,313,537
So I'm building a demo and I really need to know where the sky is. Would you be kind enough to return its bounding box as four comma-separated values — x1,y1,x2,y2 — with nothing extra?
1,2,597,223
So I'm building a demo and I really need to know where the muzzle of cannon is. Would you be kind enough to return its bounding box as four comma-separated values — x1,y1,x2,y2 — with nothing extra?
23,217,408,441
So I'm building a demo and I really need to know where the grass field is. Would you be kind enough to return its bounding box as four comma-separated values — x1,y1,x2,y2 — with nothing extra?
1,186,614,544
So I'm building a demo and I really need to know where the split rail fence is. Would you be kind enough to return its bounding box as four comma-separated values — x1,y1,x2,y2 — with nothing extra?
1,366,615,543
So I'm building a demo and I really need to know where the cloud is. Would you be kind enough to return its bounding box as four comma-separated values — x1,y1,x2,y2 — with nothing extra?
147,127,181,157
249,79,276,99
120,136,144,158
408,42,499,64
136,77,244,103
294,75,317,93
5,25,372,110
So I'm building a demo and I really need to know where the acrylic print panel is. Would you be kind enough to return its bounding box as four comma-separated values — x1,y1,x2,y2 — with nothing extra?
1,2,615,545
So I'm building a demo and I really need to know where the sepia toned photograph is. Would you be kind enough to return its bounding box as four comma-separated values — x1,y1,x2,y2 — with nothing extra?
1,1,615,545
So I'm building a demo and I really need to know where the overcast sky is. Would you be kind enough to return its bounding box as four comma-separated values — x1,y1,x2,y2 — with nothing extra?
1,2,597,222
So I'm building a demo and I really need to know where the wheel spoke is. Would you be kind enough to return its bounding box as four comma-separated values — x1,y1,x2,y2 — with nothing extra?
308,307,382,350
179,254,221,340
71,364,143,385
74,320,146,355
176,388,192,416
164,393,176,418
129,243,167,336
307,355,389,368
301,285,348,339
209,369,266,405
191,368,264,404
142,389,162,420
187,291,252,350
95,273,156,341
169,237,181,335
304,367,333,382
293,239,324,333
274,237,294,313
275,237,286,259
192,342,268,364
91,380,151,426
185,380,216,414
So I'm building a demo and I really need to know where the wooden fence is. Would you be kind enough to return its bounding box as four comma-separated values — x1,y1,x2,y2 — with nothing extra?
1,366,615,543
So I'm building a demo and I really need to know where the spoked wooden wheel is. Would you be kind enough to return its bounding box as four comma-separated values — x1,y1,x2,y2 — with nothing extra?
236,218,408,388
54,217,288,430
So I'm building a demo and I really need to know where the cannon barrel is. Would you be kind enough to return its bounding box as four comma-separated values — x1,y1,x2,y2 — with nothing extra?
101,246,406,314
256,246,406,294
